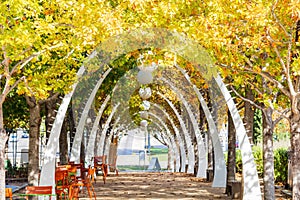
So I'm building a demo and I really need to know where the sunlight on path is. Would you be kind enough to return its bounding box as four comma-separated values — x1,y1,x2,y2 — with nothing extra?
79,172,229,200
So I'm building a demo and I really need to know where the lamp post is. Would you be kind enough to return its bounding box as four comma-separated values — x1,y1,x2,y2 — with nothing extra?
136,53,157,171
140,120,148,170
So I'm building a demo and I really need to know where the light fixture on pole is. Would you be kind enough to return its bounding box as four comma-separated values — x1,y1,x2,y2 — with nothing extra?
139,87,152,100
142,100,151,110
140,119,148,127
137,69,153,85
136,52,157,85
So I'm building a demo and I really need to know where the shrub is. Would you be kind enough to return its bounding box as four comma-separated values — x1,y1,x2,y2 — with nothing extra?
234,146,288,183
252,146,263,177
234,147,263,176
274,148,288,183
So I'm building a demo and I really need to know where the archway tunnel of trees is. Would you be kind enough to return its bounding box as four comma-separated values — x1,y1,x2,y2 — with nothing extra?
38,29,261,199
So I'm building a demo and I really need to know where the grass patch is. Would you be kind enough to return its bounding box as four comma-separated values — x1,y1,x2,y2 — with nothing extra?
118,165,147,171
150,148,168,154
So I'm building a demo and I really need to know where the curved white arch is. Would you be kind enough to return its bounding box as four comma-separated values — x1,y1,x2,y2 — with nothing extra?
101,105,181,172
103,116,120,157
147,112,177,171
157,91,195,174
159,77,207,178
174,65,226,187
151,103,185,172
87,92,184,173
39,66,85,187
192,85,226,187
107,114,177,172
85,95,111,165
70,68,112,163
97,103,120,155
148,121,177,172
215,75,261,198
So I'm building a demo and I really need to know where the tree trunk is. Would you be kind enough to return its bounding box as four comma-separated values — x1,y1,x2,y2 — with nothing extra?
59,114,69,165
262,107,275,200
207,95,214,173
290,111,300,199
68,105,76,152
167,144,171,170
207,130,213,168
193,135,198,176
244,88,255,144
0,128,8,200
95,129,101,156
26,96,41,186
45,93,59,144
80,130,86,163
226,109,236,194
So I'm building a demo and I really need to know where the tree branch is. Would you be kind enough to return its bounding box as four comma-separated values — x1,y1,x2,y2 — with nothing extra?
10,43,63,76
2,46,10,75
247,81,264,96
6,76,25,95
230,85,264,111
24,94,36,108
39,92,60,104
271,0,291,38
274,108,291,125
242,60,291,98
23,78,35,97
231,84,290,125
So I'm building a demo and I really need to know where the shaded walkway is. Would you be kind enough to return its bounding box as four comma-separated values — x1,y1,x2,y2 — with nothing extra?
79,172,230,200
8,171,290,199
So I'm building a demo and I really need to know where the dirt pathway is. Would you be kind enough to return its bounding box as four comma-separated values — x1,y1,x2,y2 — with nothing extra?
80,172,230,200
78,172,291,200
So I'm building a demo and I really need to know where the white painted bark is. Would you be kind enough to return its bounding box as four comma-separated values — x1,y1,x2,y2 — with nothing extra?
97,103,120,156
215,75,261,199
70,68,112,163
157,91,194,174
85,95,110,165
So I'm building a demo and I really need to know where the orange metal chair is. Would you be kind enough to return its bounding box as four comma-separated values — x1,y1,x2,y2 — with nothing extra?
68,162,85,181
5,188,12,200
85,167,96,198
55,168,69,200
55,165,82,199
72,166,96,199
94,155,108,183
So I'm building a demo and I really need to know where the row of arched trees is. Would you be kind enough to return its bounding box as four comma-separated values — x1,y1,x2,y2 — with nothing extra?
39,29,262,200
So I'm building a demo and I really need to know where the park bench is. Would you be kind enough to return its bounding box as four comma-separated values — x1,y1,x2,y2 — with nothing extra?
23,185,53,199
